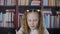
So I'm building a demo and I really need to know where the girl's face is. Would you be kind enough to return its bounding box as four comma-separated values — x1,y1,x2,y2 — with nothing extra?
27,12,39,30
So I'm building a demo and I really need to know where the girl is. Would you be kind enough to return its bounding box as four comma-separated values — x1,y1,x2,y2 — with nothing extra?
16,9,49,34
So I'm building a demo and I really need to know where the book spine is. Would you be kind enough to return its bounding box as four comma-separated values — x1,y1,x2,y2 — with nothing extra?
0,13,2,22
58,0,60,6
29,0,32,5
50,16,54,28
26,0,29,5
43,0,48,6
6,9,15,12
59,15,60,28
0,0,4,5
54,16,57,28
6,0,12,6
31,1,40,6
48,0,56,6
11,0,16,5
54,0,56,6
44,13,50,28
52,0,56,6
50,15,51,28
20,0,26,6
0,13,2,27
48,15,50,28
1,12,14,28
56,0,58,6
18,0,21,6
44,14,48,28
56,15,59,28
52,0,54,6
1,13,5,27
48,0,52,6
43,11,52,28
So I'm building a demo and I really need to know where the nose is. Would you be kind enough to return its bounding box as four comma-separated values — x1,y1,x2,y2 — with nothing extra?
31,20,34,25
32,22,34,25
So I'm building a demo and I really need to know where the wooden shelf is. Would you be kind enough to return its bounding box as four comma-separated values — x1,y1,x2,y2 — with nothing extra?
0,5,16,9
0,6,60,14
0,6,60,9
44,6,60,8
0,6,59,9
19,6,40,13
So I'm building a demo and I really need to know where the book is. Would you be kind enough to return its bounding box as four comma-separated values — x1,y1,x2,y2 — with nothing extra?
31,1,40,6
21,0,26,5
56,0,58,6
44,10,60,28
44,14,50,28
59,16,60,28
0,0,4,5
50,15,60,28
54,16,57,28
50,16,54,28
18,0,21,5
43,10,54,28
43,11,52,28
0,13,2,23
43,0,48,6
58,15,60,28
48,0,56,6
6,0,12,6
56,15,59,28
26,0,29,5
0,13,2,27
48,0,52,6
58,0,60,6
48,15,51,28
11,0,16,6
6,9,15,12
18,0,29,6
53,0,56,6
2,12,14,27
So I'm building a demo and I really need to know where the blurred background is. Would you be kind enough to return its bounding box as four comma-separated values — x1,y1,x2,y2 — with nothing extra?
0,0,60,34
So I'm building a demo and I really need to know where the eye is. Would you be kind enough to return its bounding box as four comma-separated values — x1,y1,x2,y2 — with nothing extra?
33,19,38,22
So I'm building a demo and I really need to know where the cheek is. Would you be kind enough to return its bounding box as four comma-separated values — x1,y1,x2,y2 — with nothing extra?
27,22,31,27
34,22,38,26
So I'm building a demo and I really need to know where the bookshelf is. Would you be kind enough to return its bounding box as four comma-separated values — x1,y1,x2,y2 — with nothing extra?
0,0,60,29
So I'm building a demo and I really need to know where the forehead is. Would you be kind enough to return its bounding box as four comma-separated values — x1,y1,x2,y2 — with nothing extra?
27,12,39,19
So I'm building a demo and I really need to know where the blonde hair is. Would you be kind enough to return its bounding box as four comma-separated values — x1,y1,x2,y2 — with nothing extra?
21,9,45,34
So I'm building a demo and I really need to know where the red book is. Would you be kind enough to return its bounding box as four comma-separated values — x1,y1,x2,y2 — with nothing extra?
6,9,15,12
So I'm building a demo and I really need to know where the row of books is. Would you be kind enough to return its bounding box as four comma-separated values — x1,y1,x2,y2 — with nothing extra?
0,12,14,28
0,0,39,6
43,0,60,6
0,10,60,28
0,0,60,6
44,11,60,28
0,0,16,6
